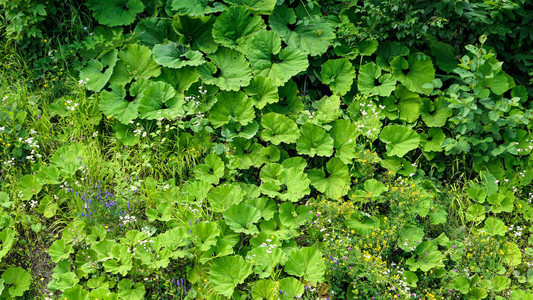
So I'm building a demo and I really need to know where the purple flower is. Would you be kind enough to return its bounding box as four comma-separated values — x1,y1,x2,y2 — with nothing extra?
452,245,456,249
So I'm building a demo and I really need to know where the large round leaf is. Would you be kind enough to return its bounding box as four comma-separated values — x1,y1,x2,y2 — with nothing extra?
243,76,279,109
379,124,420,157
391,53,435,95
223,202,262,234
269,6,334,56
260,113,300,145
99,84,139,125
212,6,265,51
197,47,252,91
134,18,178,48
330,119,358,164
260,164,310,202
222,0,276,14
209,91,255,128
79,50,118,92
119,44,161,80
420,97,452,127
422,128,446,152
207,183,246,212
283,247,325,284
173,14,218,54
358,62,396,97
209,256,253,298
87,0,144,27
246,30,308,86
2,267,31,297
118,279,145,300
152,42,205,69
138,81,183,119
170,0,225,16
320,58,356,96
308,157,350,200
296,123,334,157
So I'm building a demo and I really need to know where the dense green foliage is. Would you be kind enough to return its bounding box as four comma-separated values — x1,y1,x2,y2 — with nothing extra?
1,0,533,299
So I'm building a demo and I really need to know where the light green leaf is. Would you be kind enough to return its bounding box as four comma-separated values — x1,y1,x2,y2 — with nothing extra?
251,279,278,299
379,124,420,157
2,267,31,297
119,44,161,80
118,279,145,300
210,91,255,128
358,62,396,97
222,0,276,14
79,50,118,92
390,84,422,123
260,165,310,202
312,95,342,124
0,228,16,262
308,157,350,200
18,174,42,201
484,217,506,236
260,113,300,145
152,43,205,69
212,6,265,51
209,256,253,298
172,14,218,54
246,30,308,86
284,247,325,284
320,58,356,96
193,153,224,185
279,277,304,299
208,183,246,212
99,84,139,124
330,119,358,164
102,245,133,276
49,239,74,263
170,0,225,16
422,128,445,152
87,0,144,26
296,123,334,157
243,76,279,109
420,97,452,127
0,192,13,209
196,222,221,252
197,47,252,91
138,81,182,120
398,226,424,252
391,53,435,95
223,202,262,235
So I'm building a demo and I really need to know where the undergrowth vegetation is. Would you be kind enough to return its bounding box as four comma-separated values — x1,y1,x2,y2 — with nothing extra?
1,0,533,299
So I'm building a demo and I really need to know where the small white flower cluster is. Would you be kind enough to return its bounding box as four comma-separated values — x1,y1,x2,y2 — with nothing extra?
65,99,79,111
508,224,523,237
78,77,89,85
516,138,533,153
258,238,278,254
0,126,5,132
120,214,137,225
198,85,207,95
3,157,15,168
132,122,147,137
184,95,200,107
353,100,381,137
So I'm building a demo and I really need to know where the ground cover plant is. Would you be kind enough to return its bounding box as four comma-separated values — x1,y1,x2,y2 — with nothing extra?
1,0,533,299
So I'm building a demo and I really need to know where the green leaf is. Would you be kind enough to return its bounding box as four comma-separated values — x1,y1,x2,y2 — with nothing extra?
391,53,435,95
428,37,457,73
209,256,253,297
152,43,205,69
173,14,218,54
49,239,74,263
2,267,31,297
118,279,145,300
138,81,183,120
171,0,225,16
502,242,521,267
197,47,252,91
491,275,510,292
265,80,303,115
296,123,334,157
0,192,13,209
363,179,388,197
0,228,16,262
193,153,224,185
243,76,279,109
398,226,424,252
260,113,300,145
61,285,89,300
422,128,446,152
269,6,335,56
212,6,265,51
388,84,422,123
87,0,144,26
358,62,396,97
246,30,308,86
260,165,310,202
279,277,304,299
420,97,452,127
208,183,246,212
251,279,278,299
79,50,118,92
320,58,356,96
484,217,506,236
134,18,178,48
196,222,221,252
312,95,342,124
379,124,420,157
452,276,470,294
209,91,255,128
309,157,350,200
465,204,486,223
222,0,276,14
102,245,133,276
119,44,161,80
18,174,42,201
284,247,325,284
99,84,139,125
223,202,262,235
330,119,358,164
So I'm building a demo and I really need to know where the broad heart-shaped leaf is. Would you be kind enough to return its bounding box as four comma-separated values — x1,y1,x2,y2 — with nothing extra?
222,0,276,14
420,97,452,127
18,174,42,201
152,43,205,69
173,14,218,54
102,244,133,276
79,50,118,92
2,267,31,297
171,0,225,16
209,256,253,298
243,76,279,109
283,247,325,284
99,84,139,124
223,202,262,234
246,30,308,87
484,217,506,236
209,91,255,128
428,36,457,73
379,124,420,157
320,58,356,96
269,6,335,56
312,95,342,124
358,62,396,97
387,84,422,123
195,222,221,252
212,6,265,52
397,226,424,252
196,47,252,91
138,81,183,120
264,80,303,116
260,113,300,145
391,53,435,95
296,123,334,157
0,192,13,209
193,153,224,185
422,128,446,152
376,41,410,71
251,279,278,299
260,165,310,202
330,119,358,164
119,44,161,80
118,279,145,300
0,228,15,262
279,277,305,300
207,183,246,212
308,157,350,200
49,239,74,263
87,0,144,26
134,18,178,48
